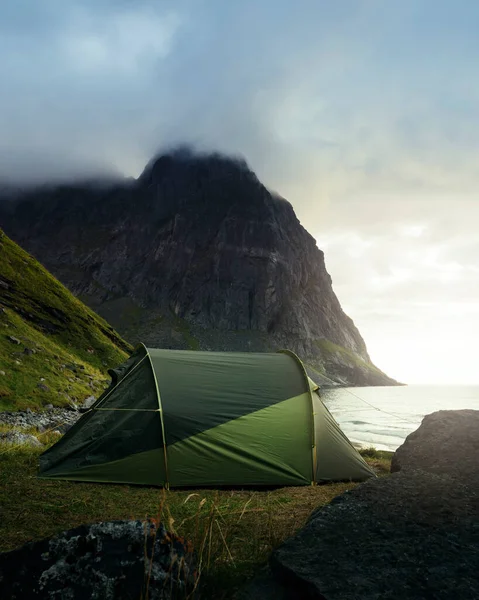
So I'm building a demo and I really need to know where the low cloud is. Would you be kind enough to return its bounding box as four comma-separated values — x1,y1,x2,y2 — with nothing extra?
1,0,478,383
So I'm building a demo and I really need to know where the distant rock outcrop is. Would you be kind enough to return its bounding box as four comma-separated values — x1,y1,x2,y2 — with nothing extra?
0,150,396,386
391,409,479,486
0,520,197,599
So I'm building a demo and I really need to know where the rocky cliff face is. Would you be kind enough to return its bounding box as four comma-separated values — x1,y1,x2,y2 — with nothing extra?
0,150,396,385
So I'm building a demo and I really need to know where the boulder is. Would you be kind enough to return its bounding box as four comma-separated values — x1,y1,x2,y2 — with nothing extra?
391,409,479,487
37,383,49,392
0,520,198,599
6,335,20,344
67,399,79,411
0,431,42,448
80,395,96,411
55,421,74,434
0,408,81,431
239,470,479,600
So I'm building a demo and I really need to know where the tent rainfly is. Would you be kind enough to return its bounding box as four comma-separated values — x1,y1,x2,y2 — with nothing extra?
39,345,375,487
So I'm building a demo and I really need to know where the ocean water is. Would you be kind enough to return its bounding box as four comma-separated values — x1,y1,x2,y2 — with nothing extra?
322,385,479,452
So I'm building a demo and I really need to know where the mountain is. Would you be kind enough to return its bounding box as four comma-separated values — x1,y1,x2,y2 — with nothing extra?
0,150,397,386
0,230,131,410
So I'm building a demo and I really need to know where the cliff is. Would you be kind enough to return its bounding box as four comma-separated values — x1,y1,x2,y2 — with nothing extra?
0,150,397,386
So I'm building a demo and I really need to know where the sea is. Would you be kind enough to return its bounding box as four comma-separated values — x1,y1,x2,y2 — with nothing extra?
322,385,479,452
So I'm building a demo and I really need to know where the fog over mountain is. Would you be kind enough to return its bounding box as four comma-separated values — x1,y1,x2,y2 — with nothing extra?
1,0,479,383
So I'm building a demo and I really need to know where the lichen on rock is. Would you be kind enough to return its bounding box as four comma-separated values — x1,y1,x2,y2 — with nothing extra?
0,520,198,599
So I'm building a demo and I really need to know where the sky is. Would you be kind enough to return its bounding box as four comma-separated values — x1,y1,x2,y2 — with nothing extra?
1,0,478,384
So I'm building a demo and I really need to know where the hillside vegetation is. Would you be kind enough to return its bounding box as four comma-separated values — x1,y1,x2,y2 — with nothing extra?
0,229,131,410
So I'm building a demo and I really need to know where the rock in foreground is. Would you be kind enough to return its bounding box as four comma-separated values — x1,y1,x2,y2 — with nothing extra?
391,409,479,487
239,410,479,599
0,520,197,599
240,471,479,600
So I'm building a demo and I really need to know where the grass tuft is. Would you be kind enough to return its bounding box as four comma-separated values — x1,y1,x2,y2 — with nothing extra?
358,446,393,475
315,338,386,376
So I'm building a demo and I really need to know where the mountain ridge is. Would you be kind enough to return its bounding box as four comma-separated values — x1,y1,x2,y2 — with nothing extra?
0,149,398,386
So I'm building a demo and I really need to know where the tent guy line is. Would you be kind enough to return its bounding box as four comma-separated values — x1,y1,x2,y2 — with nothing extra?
320,372,418,426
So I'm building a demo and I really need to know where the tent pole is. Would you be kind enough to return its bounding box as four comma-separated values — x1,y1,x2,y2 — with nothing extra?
144,345,170,489
277,349,317,485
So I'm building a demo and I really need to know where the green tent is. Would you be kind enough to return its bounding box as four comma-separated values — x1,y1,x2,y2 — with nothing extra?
39,345,374,487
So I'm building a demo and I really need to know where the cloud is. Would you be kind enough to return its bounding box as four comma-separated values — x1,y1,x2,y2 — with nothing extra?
59,9,181,74
0,1,184,180
2,0,479,194
0,0,478,383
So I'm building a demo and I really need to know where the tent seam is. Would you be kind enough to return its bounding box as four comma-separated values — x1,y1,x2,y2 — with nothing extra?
278,349,317,484
143,344,170,489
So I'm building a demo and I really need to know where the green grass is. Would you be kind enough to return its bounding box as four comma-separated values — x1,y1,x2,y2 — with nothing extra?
358,447,393,475
171,312,201,351
0,437,391,598
0,229,132,410
315,338,386,376
306,362,326,376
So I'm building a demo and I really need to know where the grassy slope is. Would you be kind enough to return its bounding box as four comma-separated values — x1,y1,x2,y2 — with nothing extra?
0,229,132,410
0,437,391,599
314,338,391,382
